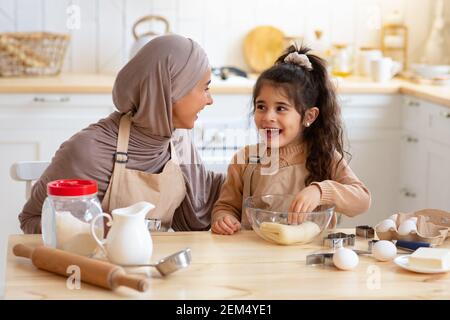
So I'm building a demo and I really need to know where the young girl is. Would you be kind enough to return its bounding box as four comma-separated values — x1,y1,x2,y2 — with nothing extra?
211,45,371,235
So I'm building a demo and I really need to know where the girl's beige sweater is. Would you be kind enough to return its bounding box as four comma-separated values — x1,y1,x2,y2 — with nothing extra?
212,142,371,224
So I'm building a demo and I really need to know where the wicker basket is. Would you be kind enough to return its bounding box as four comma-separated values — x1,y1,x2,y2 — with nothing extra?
0,32,70,77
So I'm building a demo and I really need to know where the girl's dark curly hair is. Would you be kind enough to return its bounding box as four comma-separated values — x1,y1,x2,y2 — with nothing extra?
252,44,349,185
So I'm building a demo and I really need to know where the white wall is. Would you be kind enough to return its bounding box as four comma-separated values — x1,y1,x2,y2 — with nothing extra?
0,0,437,74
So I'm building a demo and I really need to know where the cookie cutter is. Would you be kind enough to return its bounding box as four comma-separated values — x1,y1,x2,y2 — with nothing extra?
356,225,375,238
306,249,371,266
368,239,378,252
306,253,334,266
323,232,356,249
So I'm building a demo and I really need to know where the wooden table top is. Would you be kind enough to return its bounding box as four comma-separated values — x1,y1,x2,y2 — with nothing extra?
4,230,450,299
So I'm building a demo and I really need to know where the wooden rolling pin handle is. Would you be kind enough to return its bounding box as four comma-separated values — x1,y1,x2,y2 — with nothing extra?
13,244,34,259
13,244,150,293
112,271,150,292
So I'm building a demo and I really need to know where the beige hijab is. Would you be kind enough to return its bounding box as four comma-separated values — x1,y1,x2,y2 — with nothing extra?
19,34,225,233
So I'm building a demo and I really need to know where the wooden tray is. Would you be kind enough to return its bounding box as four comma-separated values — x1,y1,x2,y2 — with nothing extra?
243,26,285,73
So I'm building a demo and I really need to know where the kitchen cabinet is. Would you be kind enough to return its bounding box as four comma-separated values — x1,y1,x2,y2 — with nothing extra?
398,96,450,213
337,94,402,227
398,96,427,212
398,130,426,212
423,139,450,210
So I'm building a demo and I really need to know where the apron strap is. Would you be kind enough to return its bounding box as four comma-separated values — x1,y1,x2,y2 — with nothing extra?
169,140,180,165
241,162,258,229
108,113,132,207
242,164,257,200
242,144,265,200
114,113,132,165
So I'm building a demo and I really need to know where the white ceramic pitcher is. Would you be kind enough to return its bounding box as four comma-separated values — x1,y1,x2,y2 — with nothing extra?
90,201,155,265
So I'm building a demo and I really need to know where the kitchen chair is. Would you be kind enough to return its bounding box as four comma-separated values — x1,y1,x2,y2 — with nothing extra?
10,161,50,200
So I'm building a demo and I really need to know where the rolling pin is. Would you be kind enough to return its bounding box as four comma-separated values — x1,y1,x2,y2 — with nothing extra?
13,244,149,292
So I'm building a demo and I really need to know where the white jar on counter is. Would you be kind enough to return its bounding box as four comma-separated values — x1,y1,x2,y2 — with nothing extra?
41,179,104,256
331,44,353,77
357,47,383,77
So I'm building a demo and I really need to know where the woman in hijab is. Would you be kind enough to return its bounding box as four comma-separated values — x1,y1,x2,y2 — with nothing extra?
19,34,225,233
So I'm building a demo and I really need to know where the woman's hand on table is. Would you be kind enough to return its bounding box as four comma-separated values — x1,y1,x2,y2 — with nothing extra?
288,185,321,224
212,215,241,235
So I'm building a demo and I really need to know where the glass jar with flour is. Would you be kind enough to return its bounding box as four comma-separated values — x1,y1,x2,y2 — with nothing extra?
42,179,104,256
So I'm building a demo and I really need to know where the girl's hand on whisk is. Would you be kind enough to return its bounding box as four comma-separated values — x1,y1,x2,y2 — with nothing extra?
288,185,322,224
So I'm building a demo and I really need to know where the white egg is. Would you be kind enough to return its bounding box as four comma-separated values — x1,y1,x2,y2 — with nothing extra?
333,247,359,270
376,219,397,232
372,240,397,261
388,214,398,224
397,220,417,236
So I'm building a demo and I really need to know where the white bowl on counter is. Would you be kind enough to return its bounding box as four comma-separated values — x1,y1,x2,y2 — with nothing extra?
411,64,450,79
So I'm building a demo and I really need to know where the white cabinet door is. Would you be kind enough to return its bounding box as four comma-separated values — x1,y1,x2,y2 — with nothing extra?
339,128,401,227
424,102,450,146
398,131,426,212
402,96,426,133
401,96,450,212
423,140,450,211
338,94,402,227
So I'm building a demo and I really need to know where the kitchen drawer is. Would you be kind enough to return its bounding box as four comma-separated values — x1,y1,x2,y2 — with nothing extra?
424,102,450,147
339,94,401,129
402,96,426,133
0,93,115,130
398,130,426,212
0,93,114,107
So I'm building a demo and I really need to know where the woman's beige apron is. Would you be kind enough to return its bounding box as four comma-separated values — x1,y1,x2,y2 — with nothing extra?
102,113,186,230
241,153,336,229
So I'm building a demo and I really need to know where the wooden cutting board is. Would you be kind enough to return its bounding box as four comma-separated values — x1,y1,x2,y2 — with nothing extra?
243,26,286,73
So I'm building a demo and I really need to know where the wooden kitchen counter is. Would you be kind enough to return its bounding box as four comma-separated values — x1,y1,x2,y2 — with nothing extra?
0,73,115,94
0,73,449,108
4,230,450,299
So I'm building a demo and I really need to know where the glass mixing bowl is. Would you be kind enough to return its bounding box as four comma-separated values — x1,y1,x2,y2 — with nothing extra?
244,194,334,245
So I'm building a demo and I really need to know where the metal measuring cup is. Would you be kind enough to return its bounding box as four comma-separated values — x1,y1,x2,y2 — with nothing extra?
122,248,192,276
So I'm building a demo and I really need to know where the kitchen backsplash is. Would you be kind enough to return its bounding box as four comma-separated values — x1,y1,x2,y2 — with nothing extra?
0,0,440,74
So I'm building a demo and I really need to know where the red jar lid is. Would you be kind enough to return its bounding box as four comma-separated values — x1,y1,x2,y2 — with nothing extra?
47,179,98,196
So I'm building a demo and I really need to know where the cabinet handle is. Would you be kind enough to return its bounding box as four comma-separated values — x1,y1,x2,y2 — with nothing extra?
405,135,419,143
440,110,450,119
33,96,70,103
407,100,420,107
